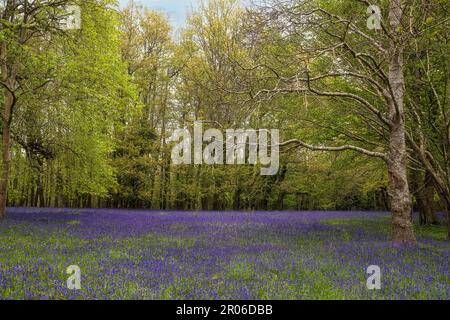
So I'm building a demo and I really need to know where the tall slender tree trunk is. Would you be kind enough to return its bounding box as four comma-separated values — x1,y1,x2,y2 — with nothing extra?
410,169,424,224
387,0,416,244
36,173,45,207
423,171,439,224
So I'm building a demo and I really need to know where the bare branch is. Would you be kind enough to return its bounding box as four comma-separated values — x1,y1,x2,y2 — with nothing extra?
280,138,387,159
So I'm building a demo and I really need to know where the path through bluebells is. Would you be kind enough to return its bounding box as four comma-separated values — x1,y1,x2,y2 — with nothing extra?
0,208,448,299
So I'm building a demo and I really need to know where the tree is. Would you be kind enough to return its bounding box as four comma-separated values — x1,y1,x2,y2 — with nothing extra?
0,0,79,219
114,2,175,208
237,0,449,244
403,0,449,236
2,0,134,213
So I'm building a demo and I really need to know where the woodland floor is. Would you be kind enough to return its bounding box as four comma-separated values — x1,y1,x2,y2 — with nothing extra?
0,208,448,299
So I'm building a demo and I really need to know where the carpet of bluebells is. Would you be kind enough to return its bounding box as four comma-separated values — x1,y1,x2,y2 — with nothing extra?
0,207,449,300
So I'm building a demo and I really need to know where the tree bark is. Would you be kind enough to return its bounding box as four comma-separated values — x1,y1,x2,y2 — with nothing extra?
423,171,439,224
411,169,439,225
386,0,416,244
446,203,450,239
0,0,19,221
440,195,450,239
387,125,416,243
0,90,13,221
410,169,425,224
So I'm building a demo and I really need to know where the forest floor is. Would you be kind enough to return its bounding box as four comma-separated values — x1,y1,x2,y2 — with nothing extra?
0,208,448,299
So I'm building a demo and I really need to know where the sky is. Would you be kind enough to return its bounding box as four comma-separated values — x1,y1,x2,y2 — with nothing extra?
118,0,198,29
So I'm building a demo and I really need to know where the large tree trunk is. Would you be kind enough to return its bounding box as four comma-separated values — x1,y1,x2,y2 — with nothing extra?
387,124,416,244
387,0,416,244
0,90,13,221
